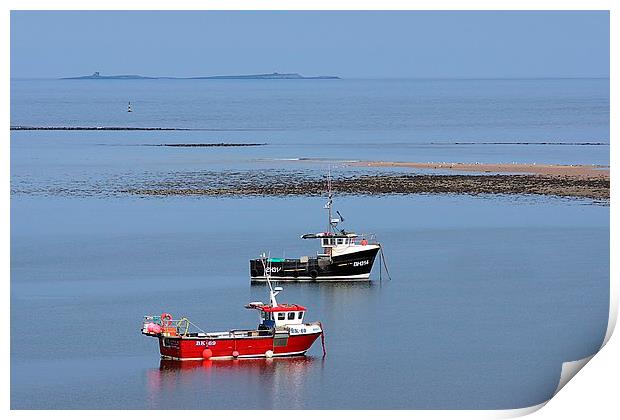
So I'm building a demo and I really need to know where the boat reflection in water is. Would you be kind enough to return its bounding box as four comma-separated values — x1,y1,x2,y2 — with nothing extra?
157,355,317,371
145,356,322,409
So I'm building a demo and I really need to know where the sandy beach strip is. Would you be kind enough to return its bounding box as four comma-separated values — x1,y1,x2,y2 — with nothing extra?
350,161,609,179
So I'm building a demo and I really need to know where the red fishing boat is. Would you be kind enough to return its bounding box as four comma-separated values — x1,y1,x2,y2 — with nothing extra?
142,258,325,360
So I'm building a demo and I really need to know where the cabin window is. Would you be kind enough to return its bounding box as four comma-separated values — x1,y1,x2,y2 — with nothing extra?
322,239,328,247
297,311,303,319
287,312,295,320
277,313,285,320
336,238,344,245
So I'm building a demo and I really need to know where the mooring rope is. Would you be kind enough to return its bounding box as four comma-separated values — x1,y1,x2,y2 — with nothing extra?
176,318,191,336
379,247,393,281
318,321,327,357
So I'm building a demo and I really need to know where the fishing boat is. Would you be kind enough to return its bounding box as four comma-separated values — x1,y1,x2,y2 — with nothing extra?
250,172,382,281
141,257,325,360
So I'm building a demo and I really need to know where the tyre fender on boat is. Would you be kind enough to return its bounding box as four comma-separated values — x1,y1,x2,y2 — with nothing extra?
310,269,318,279
251,269,258,278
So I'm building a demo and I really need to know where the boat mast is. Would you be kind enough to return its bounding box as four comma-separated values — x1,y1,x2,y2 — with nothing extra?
260,253,280,306
325,167,334,233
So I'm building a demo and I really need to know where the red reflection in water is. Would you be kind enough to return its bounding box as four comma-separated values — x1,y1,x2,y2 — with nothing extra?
146,356,320,408
156,355,314,373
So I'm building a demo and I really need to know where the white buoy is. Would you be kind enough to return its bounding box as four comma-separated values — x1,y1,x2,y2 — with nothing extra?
265,350,274,358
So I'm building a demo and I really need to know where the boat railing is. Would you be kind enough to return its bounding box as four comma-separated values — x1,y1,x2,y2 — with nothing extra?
352,233,378,245
327,233,377,246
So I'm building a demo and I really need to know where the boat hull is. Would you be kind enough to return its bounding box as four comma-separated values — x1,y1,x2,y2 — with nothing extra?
250,247,380,282
148,331,322,360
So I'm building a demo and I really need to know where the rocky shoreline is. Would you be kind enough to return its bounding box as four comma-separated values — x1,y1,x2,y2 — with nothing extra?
10,126,189,131
156,143,266,147
130,173,609,201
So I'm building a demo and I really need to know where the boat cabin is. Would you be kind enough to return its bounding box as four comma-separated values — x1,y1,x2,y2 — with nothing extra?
301,232,371,257
246,302,306,329
319,233,358,248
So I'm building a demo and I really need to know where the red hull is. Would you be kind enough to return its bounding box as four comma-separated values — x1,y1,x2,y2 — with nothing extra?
154,332,322,360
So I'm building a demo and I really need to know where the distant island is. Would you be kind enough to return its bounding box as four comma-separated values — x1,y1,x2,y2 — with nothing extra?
62,71,340,80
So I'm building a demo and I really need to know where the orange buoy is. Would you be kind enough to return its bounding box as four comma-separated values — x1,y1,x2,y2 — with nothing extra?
232,350,240,358
361,239,368,246
202,348,213,360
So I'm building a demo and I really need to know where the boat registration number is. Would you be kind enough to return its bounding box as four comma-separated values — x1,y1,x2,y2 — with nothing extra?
195,340,217,346
353,260,369,267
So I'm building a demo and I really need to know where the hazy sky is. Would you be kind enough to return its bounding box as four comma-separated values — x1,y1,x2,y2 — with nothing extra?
10,10,609,79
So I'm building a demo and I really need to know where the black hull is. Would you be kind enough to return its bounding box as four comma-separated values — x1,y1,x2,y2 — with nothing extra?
249,247,380,281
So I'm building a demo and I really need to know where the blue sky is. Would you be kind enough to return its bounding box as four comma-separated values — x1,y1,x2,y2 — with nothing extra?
10,10,609,79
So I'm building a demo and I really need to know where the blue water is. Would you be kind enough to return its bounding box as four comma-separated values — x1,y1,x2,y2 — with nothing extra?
10,78,609,409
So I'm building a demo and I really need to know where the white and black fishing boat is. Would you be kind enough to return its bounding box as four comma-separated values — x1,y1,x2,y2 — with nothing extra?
250,172,382,282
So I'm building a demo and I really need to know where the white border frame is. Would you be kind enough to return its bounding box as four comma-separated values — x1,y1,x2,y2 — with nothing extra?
3,2,616,418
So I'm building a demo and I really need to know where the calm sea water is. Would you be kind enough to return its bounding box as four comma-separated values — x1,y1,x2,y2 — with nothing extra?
10,78,609,409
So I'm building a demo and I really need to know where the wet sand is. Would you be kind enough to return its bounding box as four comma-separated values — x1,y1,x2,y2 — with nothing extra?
350,161,609,180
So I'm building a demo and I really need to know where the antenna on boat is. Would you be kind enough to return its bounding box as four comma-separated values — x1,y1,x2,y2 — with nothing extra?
324,167,333,232
324,166,343,233
260,252,282,307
